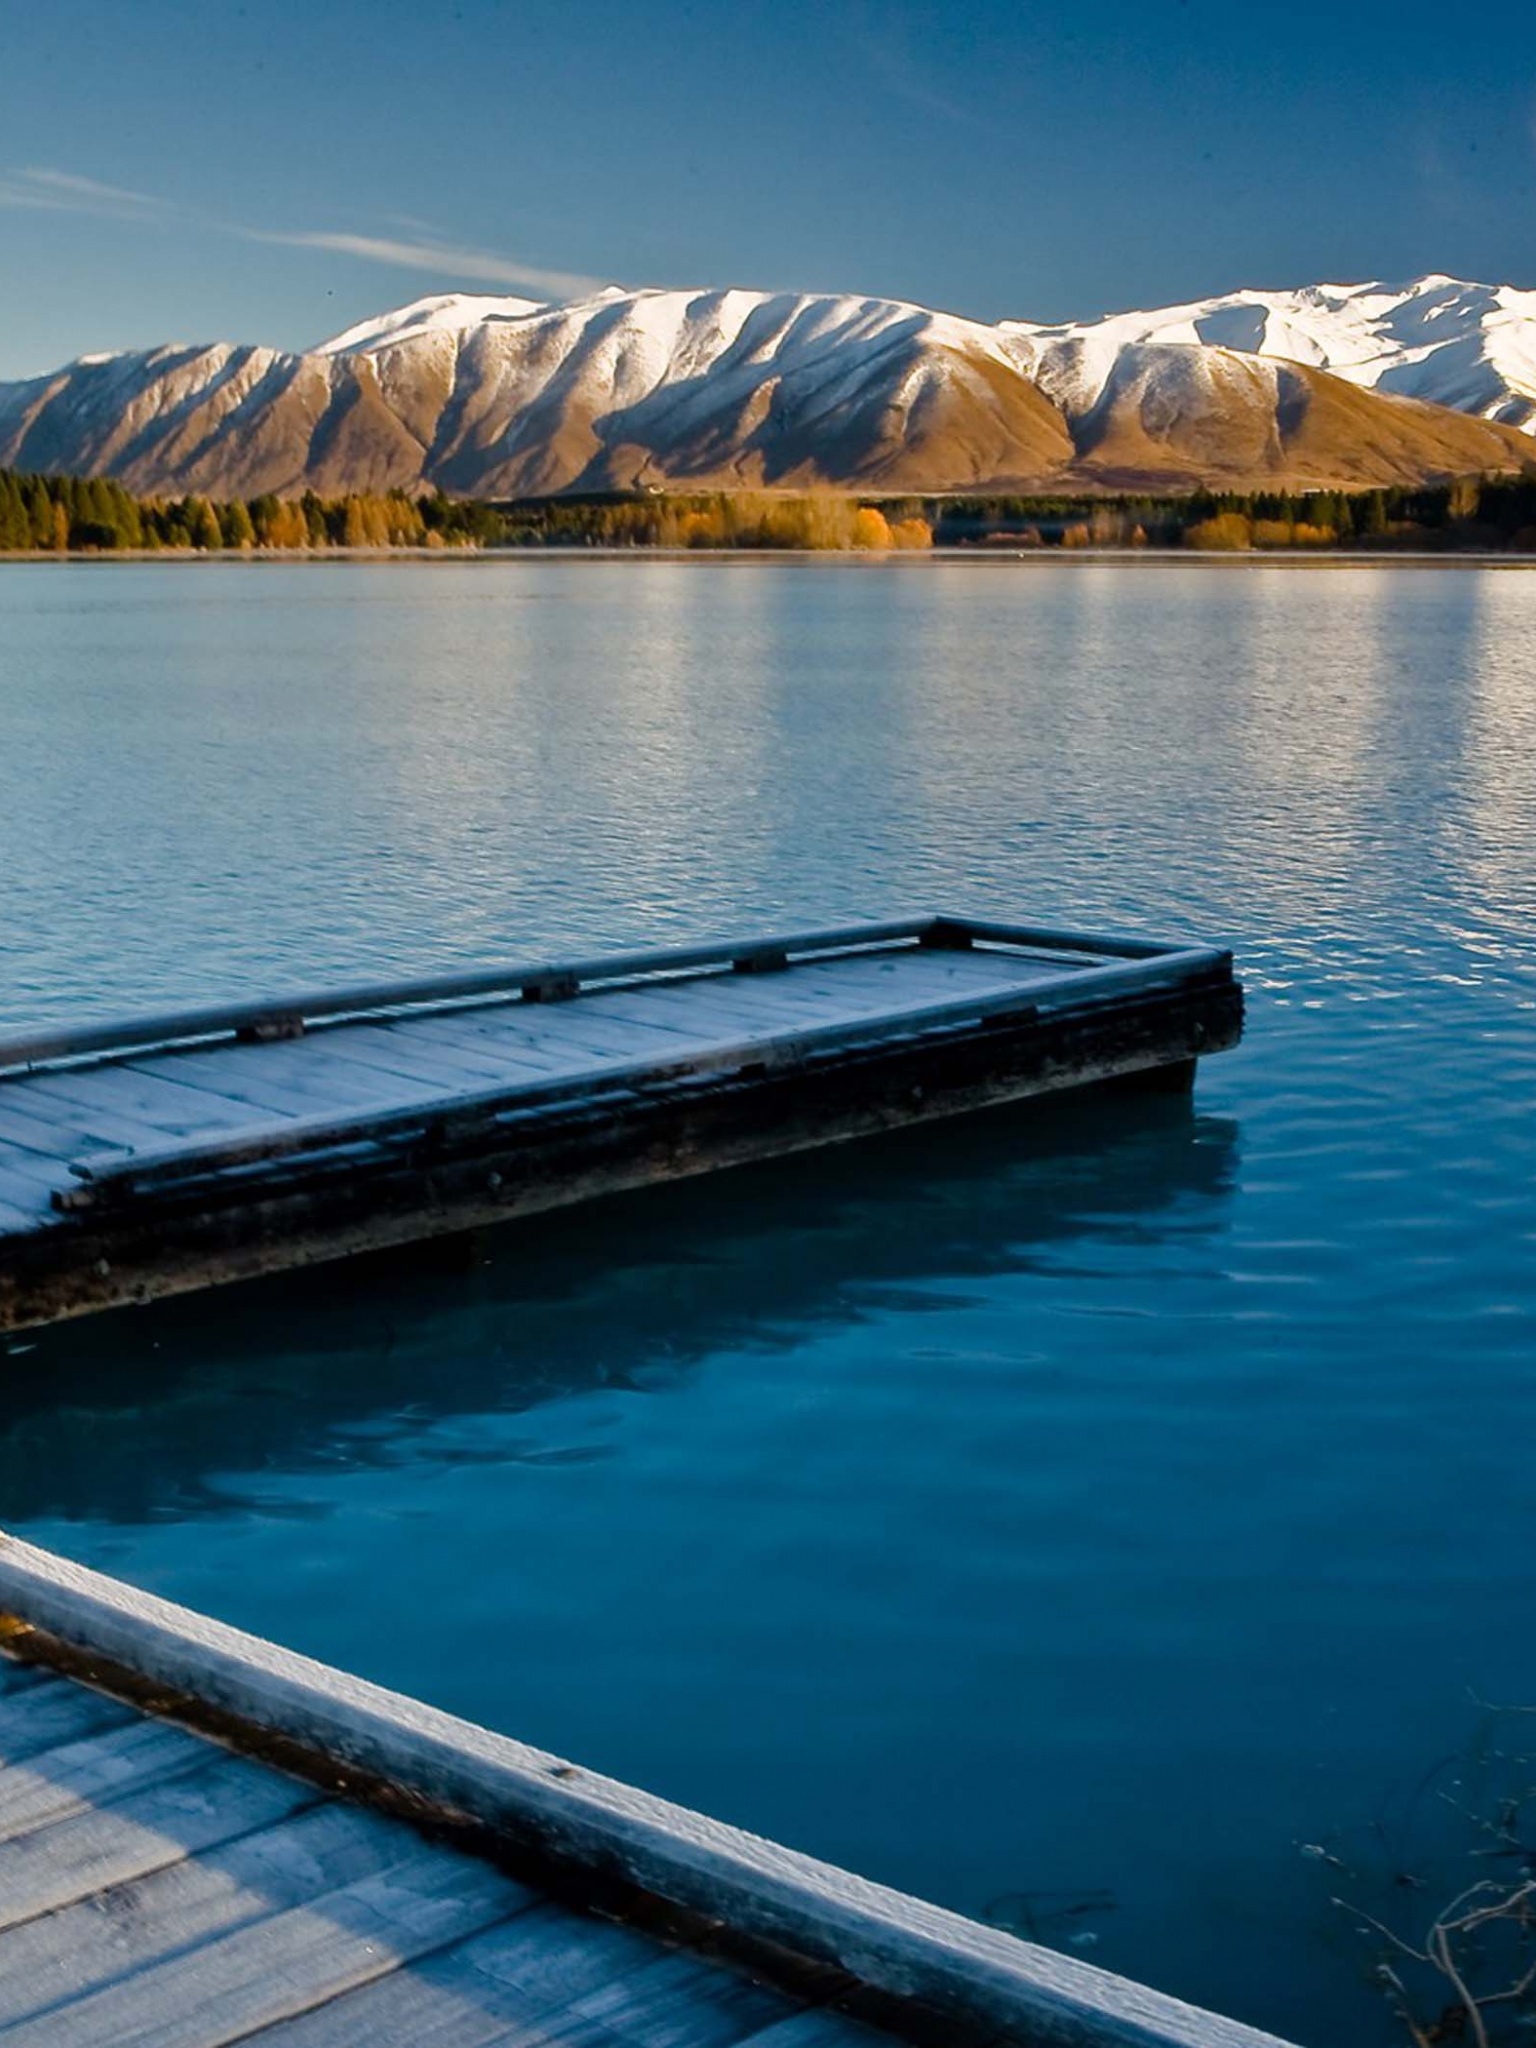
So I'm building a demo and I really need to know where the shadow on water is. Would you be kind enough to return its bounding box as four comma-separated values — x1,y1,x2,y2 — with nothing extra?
0,1086,1238,1527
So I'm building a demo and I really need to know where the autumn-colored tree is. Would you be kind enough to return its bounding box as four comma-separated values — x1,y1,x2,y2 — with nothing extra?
270,501,311,547
1185,512,1252,551
852,507,893,549
889,517,932,550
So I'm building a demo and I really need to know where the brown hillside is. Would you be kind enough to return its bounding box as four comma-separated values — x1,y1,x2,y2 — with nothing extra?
0,298,1528,499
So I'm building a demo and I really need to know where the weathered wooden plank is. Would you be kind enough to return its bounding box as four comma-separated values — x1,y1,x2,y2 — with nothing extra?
240,1902,678,2047
0,1083,193,1160
0,1803,484,2032
292,1026,533,1092
400,1014,590,1075
798,965,1039,1005
589,980,840,1035
0,1653,53,1699
0,1847,534,2048
0,1753,318,1931
0,1099,100,1163
0,1676,137,1763
19,1066,257,1139
493,1949,797,2048
483,1017,711,1073
0,1716,209,1841
159,1028,536,1124
537,988,723,1043
247,1918,794,2048
469,1005,716,1063
131,1046,402,1119
0,1149,69,1196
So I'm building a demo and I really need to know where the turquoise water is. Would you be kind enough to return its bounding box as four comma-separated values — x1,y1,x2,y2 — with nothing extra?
1,558,1534,2044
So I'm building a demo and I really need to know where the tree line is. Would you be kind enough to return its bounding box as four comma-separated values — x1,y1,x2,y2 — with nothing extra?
0,471,505,553
930,477,1536,551
4,467,1536,555
503,494,932,549
0,472,933,554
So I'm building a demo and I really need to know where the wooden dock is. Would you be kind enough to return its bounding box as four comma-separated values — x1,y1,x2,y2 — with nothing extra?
0,915,1242,1333
0,1536,1292,2048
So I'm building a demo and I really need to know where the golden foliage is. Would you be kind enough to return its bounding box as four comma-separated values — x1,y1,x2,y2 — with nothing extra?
890,517,933,550
1250,518,1337,548
641,493,931,552
1186,512,1253,551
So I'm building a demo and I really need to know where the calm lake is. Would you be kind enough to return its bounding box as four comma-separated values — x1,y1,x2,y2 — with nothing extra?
2,557,1534,2046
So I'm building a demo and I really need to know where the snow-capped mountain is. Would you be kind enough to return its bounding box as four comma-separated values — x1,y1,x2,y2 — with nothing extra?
1006,276,1536,432
0,278,1531,499
314,292,551,355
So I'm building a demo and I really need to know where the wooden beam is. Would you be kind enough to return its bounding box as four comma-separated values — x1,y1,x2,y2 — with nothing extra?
0,1539,1297,2048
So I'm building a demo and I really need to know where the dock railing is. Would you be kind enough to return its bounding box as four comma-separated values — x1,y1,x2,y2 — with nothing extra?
0,914,1188,1075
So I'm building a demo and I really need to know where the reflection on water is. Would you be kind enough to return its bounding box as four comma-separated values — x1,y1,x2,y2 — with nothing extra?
0,1091,1234,1524
2,560,1535,2048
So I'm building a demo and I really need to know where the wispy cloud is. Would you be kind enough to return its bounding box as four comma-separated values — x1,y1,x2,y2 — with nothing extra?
0,164,604,304
0,165,170,217
842,5,1007,137
242,228,603,299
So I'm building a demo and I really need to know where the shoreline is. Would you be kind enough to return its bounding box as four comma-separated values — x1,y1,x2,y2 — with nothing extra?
1,545,1534,569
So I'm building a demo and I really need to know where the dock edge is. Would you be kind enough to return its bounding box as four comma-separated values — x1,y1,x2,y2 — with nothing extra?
0,1533,1295,2048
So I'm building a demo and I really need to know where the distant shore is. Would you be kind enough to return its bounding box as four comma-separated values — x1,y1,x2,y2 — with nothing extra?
3,546,1533,569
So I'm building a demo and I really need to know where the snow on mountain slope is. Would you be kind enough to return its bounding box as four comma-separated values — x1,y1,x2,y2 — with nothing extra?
0,287,1070,497
316,292,551,354
1006,276,1536,432
1,280,1531,498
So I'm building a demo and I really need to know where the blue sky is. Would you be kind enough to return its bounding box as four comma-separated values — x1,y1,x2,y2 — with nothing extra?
1,0,1532,378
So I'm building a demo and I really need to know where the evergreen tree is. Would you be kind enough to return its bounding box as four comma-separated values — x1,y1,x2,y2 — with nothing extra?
187,498,223,550
219,499,256,549
23,478,52,547
0,474,26,550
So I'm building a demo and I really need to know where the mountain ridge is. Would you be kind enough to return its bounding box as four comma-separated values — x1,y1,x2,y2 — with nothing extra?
2,277,1531,499
1006,274,1536,430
